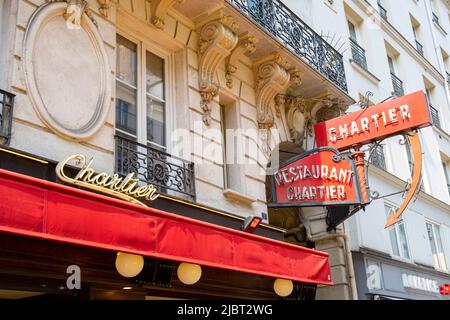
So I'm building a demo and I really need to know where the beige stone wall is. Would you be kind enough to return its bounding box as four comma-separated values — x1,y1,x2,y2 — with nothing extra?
4,0,292,220
8,0,116,173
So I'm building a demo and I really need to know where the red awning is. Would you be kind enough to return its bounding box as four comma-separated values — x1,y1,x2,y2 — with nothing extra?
0,169,332,285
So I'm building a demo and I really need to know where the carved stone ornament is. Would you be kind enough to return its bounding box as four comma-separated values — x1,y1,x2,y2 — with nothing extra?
278,94,345,147
47,0,98,27
23,2,112,141
226,32,258,89
254,53,291,155
151,0,186,29
197,11,239,125
97,0,111,18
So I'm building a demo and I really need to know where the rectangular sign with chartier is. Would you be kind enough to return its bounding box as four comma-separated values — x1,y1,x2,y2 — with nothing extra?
314,91,432,151
268,148,362,208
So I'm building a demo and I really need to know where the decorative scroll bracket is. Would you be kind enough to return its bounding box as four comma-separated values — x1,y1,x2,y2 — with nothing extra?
226,32,258,89
254,53,291,155
151,0,186,29
275,92,343,148
197,11,239,125
385,132,423,228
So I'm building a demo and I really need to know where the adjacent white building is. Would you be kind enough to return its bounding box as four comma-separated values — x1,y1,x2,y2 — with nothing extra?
287,0,450,300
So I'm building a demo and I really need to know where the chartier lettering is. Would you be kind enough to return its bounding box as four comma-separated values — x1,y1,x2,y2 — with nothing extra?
56,154,159,207
328,105,412,143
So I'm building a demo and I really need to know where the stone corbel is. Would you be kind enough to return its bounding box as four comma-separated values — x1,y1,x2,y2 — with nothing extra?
197,12,239,125
151,0,186,29
254,53,291,155
310,94,345,124
285,96,309,146
225,32,258,89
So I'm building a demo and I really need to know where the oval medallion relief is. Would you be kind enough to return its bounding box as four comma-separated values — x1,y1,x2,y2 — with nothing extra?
23,3,111,141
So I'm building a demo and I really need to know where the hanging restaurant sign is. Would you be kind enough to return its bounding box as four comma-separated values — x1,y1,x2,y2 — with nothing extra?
56,154,159,207
314,91,431,151
268,148,362,208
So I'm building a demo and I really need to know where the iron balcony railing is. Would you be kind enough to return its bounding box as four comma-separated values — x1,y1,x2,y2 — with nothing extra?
391,73,405,97
370,145,386,170
378,4,388,21
226,0,348,92
115,135,196,199
350,38,368,71
0,89,15,146
415,40,424,57
429,105,442,130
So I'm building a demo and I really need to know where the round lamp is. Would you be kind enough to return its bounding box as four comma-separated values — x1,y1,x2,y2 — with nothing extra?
115,252,144,278
273,279,294,297
177,263,202,285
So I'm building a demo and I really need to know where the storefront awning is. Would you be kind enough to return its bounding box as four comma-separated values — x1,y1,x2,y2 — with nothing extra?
0,169,332,285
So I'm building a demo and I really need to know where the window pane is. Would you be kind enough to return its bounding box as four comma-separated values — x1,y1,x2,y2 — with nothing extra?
116,35,137,87
146,51,165,100
348,21,357,41
427,223,438,255
147,98,165,147
116,35,137,135
116,83,137,134
398,223,410,260
385,205,400,257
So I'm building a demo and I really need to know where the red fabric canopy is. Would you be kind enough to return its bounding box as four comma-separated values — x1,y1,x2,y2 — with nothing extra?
0,169,332,285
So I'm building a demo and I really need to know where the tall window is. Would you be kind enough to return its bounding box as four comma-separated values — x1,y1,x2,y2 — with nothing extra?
388,56,396,75
426,222,447,272
443,161,450,195
348,21,357,42
116,34,167,149
385,204,410,260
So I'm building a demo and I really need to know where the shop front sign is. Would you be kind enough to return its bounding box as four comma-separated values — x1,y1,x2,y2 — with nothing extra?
269,148,362,208
402,273,440,294
56,154,159,207
314,91,431,151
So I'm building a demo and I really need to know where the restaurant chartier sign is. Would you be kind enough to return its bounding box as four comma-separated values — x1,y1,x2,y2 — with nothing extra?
56,154,159,207
270,91,432,229
269,148,362,208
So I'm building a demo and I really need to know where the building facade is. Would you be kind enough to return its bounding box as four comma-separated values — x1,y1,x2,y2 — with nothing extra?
0,0,449,300
0,0,353,300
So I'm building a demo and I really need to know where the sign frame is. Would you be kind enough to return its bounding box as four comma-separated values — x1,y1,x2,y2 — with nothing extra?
268,147,364,208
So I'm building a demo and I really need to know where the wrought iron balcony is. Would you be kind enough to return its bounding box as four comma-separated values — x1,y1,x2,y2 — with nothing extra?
391,73,405,97
415,40,424,57
115,135,196,199
429,105,442,130
226,0,348,92
378,4,388,21
370,144,386,170
350,38,368,71
0,89,15,146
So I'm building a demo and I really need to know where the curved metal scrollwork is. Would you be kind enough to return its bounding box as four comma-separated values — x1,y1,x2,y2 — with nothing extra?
227,0,348,92
115,135,196,199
